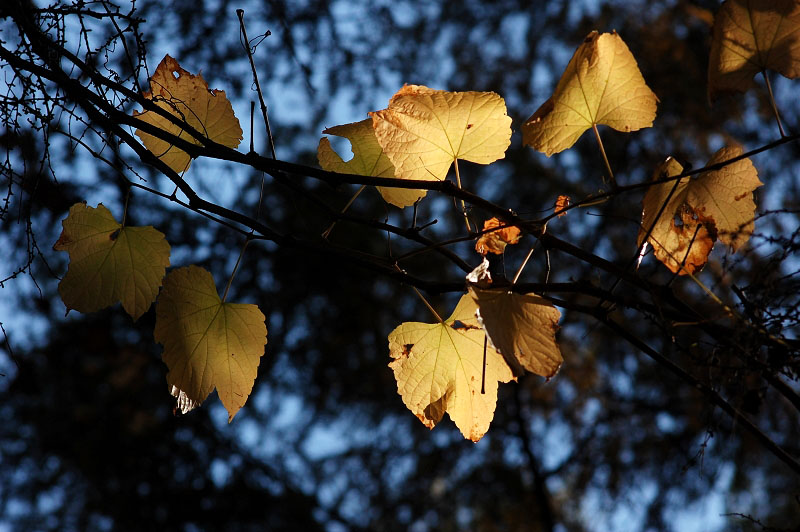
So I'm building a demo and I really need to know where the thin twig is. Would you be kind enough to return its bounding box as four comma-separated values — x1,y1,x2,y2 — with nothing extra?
237,9,277,159
762,70,786,138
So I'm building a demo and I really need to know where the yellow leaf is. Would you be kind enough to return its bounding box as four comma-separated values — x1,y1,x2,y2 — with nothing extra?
53,202,170,321
466,261,562,378
522,31,658,156
388,295,514,442
317,119,425,208
638,147,763,275
133,55,243,174
154,266,267,421
708,0,800,100
370,84,512,182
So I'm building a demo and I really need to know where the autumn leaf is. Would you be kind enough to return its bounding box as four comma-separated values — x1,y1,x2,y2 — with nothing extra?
53,202,170,321
388,295,514,442
708,0,800,100
154,266,267,421
475,217,522,255
317,118,425,208
134,54,243,174
522,31,658,156
638,146,763,275
370,84,512,182
466,260,562,378
555,195,571,217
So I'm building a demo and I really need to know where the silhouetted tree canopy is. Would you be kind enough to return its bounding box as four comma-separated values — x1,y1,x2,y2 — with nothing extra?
2,1,800,530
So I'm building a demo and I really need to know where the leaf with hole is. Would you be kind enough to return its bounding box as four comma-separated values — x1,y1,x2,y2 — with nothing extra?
318,118,425,207
134,54,243,174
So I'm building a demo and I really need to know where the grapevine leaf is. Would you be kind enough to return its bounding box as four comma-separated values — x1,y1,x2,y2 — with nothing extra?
522,31,658,156
466,261,562,378
317,118,425,207
388,295,514,442
370,84,512,182
639,146,763,275
53,202,170,321
708,0,800,100
154,266,267,422
133,54,243,174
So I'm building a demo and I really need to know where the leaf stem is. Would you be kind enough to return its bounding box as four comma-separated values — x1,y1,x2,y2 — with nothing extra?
222,236,251,303
512,246,536,286
592,123,615,186
762,70,786,138
121,186,131,227
322,185,366,238
395,264,442,322
453,158,472,232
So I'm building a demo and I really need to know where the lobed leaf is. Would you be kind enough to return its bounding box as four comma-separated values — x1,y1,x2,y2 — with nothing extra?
522,31,658,156
133,54,243,174
53,202,170,321
317,118,425,207
154,266,267,421
388,295,514,442
370,84,512,182
639,146,763,275
708,0,800,100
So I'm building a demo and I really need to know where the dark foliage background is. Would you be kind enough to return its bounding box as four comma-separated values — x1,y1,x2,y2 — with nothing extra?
2,0,800,530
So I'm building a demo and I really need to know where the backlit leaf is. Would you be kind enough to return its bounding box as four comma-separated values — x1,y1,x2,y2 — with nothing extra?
475,217,522,255
317,118,425,207
708,0,800,100
154,266,267,421
370,84,512,182
466,260,562,378
522,31,658,156
53,202,170,321
638,147,763,275
388,295,514,442
134,54,243,174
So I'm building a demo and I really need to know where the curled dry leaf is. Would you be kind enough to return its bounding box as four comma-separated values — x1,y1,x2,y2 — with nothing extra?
53,202,170,321
708,0,800,100
522,31,658,156
555,195,570,217
475,217,521,255
370,84,512,182
134,54,243,174
317,118,425,208
466,260,563,378
638,146,763,275
388,295,513,442
155,266,267,422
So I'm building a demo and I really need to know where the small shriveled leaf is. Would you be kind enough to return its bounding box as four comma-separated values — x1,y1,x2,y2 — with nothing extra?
370,84,512,181
522,31,658,156
134,55,243,174
639,147,763,275
555,195,571,217
466,261,562,378
388,295,514,442
154,266,267,421
708,0,800,100
53,202,170,321
475,217,522,255
317,118,425,207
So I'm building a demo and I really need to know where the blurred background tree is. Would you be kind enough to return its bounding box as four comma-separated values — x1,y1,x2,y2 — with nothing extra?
1,0,799,530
